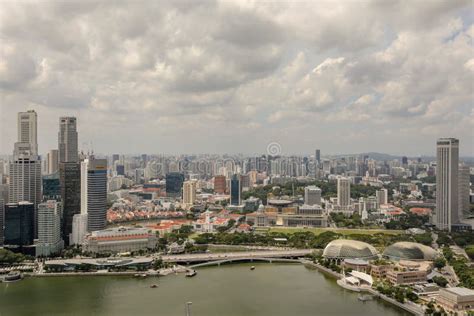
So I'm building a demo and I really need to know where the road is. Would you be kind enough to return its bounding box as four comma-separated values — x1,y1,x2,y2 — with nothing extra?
162,249,314,263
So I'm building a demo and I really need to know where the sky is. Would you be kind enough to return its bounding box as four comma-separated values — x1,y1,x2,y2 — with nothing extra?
0,0,473,157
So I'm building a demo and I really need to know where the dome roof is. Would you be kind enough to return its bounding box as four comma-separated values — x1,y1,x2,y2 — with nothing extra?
323,239,379,260
383,242,437,261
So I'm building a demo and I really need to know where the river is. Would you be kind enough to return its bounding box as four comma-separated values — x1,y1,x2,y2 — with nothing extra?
0,263,410,316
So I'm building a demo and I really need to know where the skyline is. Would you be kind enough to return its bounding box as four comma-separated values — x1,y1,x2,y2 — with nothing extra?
1,1,473,156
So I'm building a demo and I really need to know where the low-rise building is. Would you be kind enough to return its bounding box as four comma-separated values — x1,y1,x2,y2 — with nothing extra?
82,227,157,254
436,287,474,313
386,268,427,285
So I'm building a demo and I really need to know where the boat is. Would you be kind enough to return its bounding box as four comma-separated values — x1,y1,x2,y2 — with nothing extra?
358,294,373,302
134,273,147,278
150,284,158,288
3,271,22,282
186,270,197,277
250,266,255,270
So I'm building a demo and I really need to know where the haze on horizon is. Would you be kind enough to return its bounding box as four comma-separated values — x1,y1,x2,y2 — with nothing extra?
0,0,473,157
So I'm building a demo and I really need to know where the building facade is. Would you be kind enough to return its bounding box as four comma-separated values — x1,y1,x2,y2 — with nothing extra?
36,200,64,257
60,162,81,244
337,177,351,207
81,157,108,232
4,202,35,247
230,174,241,206
58,117,78,163
182,180,197,206
17,110,38,155
304,186,322,205
435,138,459,231
82,227,158,254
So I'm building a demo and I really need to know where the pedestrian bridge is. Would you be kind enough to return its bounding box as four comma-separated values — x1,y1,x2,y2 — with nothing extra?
190,257,302,268
162,249,313,265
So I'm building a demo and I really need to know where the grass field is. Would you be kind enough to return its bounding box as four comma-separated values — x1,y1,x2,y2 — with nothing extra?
267,227,404,236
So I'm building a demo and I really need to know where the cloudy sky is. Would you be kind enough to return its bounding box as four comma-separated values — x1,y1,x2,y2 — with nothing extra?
0,0,473,156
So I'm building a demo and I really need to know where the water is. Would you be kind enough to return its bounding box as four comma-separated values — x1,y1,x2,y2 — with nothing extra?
0,263,410,316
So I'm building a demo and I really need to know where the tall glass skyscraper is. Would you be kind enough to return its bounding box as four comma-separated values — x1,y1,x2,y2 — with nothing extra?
230,174,241,206
166,172,185,197
81,157,108,232
4,202,35,247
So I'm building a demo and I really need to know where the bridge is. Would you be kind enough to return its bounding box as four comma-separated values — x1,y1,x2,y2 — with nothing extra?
162,249,314,265
189,257,302,268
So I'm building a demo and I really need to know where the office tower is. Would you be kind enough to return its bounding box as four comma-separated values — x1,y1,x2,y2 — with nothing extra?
46,149,59,174
17,110,38,155
458,164,470,219
4,202,34,247
401,156,408,165
81,157,107,232
36,200,64,257
58,117,80,244
9,154,41,236
376,188,388,206
0,199,4,246
58,117,78,163
214,175,226,194
240,174,250,190
182,180,197,206
112,154,120,163
42,173,61,201
116,164,125,176
435,138,459,231
304,186,322,205
166,172,185,197
230,174,241,206
71,213,88,245
337,177,351,207
315,149,321,164
60,162,81,244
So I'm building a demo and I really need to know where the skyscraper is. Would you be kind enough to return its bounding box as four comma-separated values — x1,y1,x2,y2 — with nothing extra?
58,117,80,244
304,186,321,205
9,154,41,236
58,117,78,163
376,188,388,206
337,177,351,207
315,149,321,164
36,200,64,257
435,138,459,231
182,180,197,206
71,213,88,245
17,110,38,155
166,172,185,197
47,149,59,174
0,199,4,246
60,163,81,244
4,202,35,247
230,174,241,206
214,175,226,194
81,157,108,232
458,164,470,220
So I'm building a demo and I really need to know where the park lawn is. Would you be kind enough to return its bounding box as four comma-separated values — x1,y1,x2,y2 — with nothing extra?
268,227,404,236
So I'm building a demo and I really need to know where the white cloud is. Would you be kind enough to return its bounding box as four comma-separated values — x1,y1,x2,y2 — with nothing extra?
0,0,472,156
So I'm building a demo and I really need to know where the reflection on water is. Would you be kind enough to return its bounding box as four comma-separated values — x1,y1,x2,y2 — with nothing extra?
0,263,410,316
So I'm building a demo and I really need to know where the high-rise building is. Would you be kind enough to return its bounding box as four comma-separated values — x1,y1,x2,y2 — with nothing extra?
9,154,41,236
240,174,250,190
376,188,388,206
71,213,88,245
315,149,321,164
166,172,185,197
458,164,470,220
36,200,64,257
116,164,125,176
435,138,459,231
47,149,59,174
42,172,61,201
230,174,241,206
60,162,81,244
337,177,351,207
58,117,78,163
4,202,35,247
0,199,4,246
182,180,197,206
214,175,226,194
304,186,322,205
81,157,108,232
17,110,38,155
401,156,408,165
58,116,80,244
